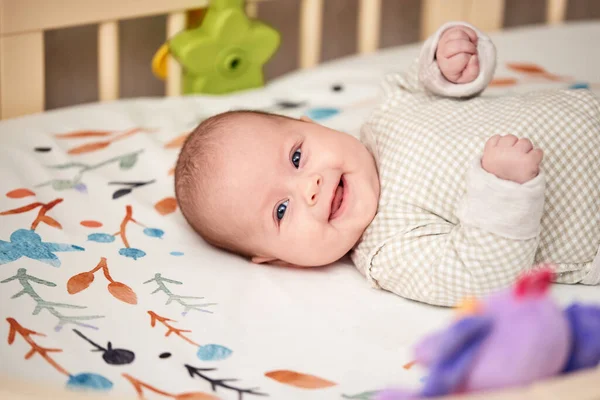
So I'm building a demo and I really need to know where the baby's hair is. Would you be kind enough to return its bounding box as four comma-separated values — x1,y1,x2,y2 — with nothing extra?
174,109,287,258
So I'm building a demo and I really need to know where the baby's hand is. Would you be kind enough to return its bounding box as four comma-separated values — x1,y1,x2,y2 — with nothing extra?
436,26,480,84
481,135,544,184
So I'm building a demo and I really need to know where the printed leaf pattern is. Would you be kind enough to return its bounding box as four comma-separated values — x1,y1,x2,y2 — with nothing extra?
67,272,95,294
113,188,133,199
0,198,64,231
0,202,42,215
506,62,566,81
122,373,226,400
6,188,35,198
68,258,138,305
55,130,114,138
119,153,139,170
489,78,518,87
110,181,155,200
265,370,337,389
10,58,582,398
107,282,137,305
342,391,381,400
39,215,62,229
506,63,547,74
63,128,146,155
51,180,76,190
69,142,111,155
155,197,178,215
80,220,103,228
174,393,220,400
2,269,103,330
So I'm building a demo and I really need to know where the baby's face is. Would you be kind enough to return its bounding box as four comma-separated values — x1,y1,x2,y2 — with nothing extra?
216,114,379,267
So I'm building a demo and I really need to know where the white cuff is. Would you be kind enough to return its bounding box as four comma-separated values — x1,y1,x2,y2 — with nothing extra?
584,249,600,285
418,21,497,98
457,158,546,240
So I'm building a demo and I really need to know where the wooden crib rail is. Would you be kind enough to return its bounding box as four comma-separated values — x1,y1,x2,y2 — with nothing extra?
0,0,214,119
0,0,571,120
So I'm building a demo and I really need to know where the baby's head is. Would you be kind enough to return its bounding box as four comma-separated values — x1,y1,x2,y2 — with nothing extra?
175,110,379,267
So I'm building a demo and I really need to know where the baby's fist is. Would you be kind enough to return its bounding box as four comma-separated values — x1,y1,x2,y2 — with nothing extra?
436,26,480,84
481,135,543,184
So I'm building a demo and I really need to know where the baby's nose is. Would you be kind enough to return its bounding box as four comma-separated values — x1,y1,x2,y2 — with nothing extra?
303,174,322,206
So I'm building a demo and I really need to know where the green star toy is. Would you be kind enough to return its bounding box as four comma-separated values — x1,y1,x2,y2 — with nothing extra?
152,0,280,95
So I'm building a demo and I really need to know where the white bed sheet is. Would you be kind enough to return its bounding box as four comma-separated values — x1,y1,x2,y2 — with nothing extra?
0,21,599,400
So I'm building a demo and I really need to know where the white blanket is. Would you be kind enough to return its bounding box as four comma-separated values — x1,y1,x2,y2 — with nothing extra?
1,21,599,400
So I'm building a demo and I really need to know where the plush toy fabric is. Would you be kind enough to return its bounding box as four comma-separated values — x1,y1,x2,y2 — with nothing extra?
377,267,600,400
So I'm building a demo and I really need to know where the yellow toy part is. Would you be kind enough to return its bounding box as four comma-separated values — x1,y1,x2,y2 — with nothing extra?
151,0,280,95
151,43,169,80
454,297,483,318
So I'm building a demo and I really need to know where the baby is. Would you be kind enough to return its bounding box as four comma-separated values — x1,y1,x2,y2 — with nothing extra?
175,22,600,306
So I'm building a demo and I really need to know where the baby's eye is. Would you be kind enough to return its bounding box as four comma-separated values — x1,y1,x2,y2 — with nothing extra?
276,200,289,221
291,149,302,168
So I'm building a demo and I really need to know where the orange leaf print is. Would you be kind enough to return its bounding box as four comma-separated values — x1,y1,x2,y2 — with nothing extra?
175,392,219,400
80,220,103,228
155,197,177,215
68,141,110,155
165,133,190,149
489,78,518,87
108,282,138,305
265,370,337,389
6,188,35,198
505,63,566,81
55,130,113,138
506,63,547,74
67,272,95,294
39,215,62,229
168,167,175,176
403,360,417,370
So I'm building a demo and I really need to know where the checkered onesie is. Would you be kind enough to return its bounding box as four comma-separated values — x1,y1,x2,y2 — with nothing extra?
351,22,600,306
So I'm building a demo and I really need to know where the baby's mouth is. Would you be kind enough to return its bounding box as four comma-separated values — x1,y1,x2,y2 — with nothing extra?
329,177,344,220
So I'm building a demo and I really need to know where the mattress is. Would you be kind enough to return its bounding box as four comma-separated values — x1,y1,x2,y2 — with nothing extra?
1,21,599,400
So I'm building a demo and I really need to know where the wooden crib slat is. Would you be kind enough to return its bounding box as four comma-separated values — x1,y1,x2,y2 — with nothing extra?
466,0,505,32
1,0,210,36
0,31,44,119
358,0,381,54
421,0,468,39
546,0,568,24
98,21,119,102
246,2,259,19
299,0,324,69
421,0,505,39
166,11,186,97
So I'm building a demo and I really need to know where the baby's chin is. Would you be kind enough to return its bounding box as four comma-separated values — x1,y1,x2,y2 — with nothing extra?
287,241,357,268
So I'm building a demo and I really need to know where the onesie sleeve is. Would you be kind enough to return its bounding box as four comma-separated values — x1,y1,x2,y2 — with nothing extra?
381,21,497,99
364,163,546,307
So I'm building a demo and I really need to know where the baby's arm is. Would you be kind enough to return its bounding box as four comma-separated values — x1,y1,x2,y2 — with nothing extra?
419,22,496,97
383,22,496,98
367,138,546,307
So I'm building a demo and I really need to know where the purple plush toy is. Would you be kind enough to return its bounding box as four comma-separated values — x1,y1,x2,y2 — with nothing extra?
378,267,600,399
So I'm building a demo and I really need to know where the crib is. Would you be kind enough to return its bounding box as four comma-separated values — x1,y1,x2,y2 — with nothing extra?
0,0,599,399
0,0,579,120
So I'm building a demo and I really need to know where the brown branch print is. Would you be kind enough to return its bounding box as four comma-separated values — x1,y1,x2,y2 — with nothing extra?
67,257,137,304
6,317,69,376
0,198,63,231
